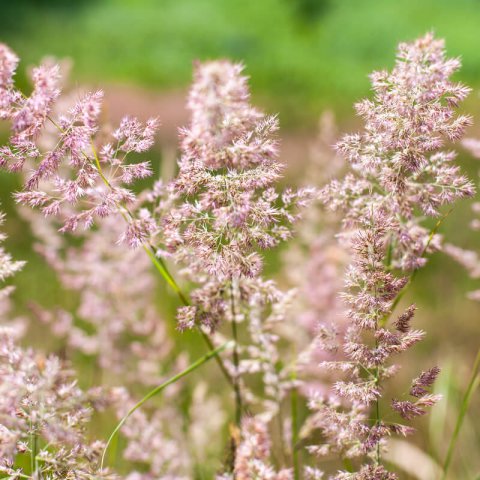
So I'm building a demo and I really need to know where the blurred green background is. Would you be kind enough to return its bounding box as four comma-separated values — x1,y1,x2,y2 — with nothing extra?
3,0,480,123
1,0,480,478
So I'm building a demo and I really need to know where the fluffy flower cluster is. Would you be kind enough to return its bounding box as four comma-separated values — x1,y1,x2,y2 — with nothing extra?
155,60,313,330
321,33,474,270
307,215,438,464
0,43,158,246
164,61,287,278
0,45,60,171
308,33,472,478
0,329,114,479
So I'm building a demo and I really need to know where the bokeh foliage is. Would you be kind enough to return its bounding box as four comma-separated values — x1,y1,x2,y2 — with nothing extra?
2,0,480,123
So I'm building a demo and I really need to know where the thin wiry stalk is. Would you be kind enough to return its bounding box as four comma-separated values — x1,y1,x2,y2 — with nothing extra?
441,348,480,479
229,281,243,426
374,364,381,465
91,139,235,388
291,368,300,480
143,244,234,387
29,428,37,476
101,340,233,470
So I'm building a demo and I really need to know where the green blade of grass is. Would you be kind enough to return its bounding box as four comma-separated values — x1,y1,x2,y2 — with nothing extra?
291,369,300,480
100,340,233,470
441,348,480,479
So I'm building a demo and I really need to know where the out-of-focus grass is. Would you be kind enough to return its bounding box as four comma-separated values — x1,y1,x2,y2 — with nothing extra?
2,0,480,124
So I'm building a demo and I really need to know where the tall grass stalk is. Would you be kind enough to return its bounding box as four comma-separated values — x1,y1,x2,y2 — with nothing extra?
441,348,480,479
291,368,300,480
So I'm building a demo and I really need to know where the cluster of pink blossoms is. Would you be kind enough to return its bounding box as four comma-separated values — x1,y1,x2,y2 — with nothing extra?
0,329,115,479
153,60,314,330
0,43,158,245
1,45,313,477
306,33,474,479
322,34,474,270
0,32,478,479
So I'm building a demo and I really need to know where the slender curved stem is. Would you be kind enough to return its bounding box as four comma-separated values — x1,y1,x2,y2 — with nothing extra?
441,348,480,479
229,281,243,425
29,428,37,476
291,368,300,480
142,245,189,304
143,245,234,387
101,341,233,470
89,140,234,387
